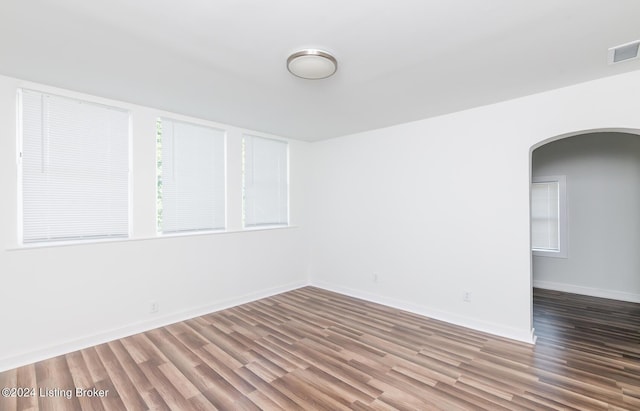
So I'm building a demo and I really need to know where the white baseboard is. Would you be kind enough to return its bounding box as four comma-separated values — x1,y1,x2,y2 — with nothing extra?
311,281,536,345
533,280,640,303
0,280,308,373
1,279,540,373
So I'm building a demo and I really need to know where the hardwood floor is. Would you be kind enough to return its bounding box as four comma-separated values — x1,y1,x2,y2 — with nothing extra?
0,287,638,410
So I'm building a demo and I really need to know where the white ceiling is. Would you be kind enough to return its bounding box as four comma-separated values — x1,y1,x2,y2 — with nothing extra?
1,0,639,141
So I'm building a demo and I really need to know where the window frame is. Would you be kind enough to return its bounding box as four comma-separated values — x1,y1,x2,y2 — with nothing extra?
156,117,227,235
242,135,290,229
531,175,567,258
17,88,132,245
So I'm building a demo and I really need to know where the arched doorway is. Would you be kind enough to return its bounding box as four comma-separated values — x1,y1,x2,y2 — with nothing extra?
529,128,640,339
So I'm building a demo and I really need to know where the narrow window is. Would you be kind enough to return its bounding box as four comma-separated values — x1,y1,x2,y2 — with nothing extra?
242,135,289,228
157,118,226,233
19,89,130,243
531,175,567,257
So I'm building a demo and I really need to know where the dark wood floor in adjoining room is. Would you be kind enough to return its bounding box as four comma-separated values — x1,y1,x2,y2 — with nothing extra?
0,287,639,410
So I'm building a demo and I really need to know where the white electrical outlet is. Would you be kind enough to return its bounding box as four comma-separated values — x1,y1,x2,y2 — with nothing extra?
150,301,159,313
373,273,379,283
463,291,472,303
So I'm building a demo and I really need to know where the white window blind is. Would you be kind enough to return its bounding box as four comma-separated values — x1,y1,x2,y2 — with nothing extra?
531,181,560,251
20,89,130,243
243,135,289,227
158,118,226,233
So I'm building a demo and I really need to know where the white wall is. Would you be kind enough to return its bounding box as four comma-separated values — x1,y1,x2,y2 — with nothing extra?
0,75,311,371
532,132,640,302
4,68,640,371
308,69,640,343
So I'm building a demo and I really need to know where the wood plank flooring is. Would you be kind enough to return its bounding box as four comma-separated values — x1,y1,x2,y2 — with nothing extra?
0,287,638,410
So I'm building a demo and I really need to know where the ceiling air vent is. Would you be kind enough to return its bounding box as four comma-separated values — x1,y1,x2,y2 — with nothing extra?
608,40,640,64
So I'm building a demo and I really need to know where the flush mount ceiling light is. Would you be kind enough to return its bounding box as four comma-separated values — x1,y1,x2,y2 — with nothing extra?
287,49,337,80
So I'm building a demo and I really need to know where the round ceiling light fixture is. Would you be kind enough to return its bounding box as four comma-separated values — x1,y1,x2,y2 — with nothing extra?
287,49,337,80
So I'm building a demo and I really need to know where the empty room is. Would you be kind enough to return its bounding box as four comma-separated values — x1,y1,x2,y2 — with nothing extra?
1,1,639,410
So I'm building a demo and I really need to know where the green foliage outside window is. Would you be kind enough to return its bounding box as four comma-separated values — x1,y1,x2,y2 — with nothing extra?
156,119,163,231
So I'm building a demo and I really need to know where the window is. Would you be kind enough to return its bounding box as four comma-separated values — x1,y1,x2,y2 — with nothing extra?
157,118,226,233
19,89,130,244
243,135,288,228
531,175,567,258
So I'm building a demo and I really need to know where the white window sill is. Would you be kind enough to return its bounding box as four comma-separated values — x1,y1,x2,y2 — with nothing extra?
242,224,290,231
8,225,298,250
532,248,567,258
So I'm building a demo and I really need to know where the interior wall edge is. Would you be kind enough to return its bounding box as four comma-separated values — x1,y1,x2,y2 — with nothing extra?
0,279,309,373
310,280,536,345
533,280,640,304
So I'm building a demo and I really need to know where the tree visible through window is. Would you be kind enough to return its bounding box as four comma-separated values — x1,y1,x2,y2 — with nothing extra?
156,119,163,229
156,118,226,233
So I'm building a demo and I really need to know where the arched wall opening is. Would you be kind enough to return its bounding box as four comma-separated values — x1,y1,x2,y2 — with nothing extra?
528,128,640,334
